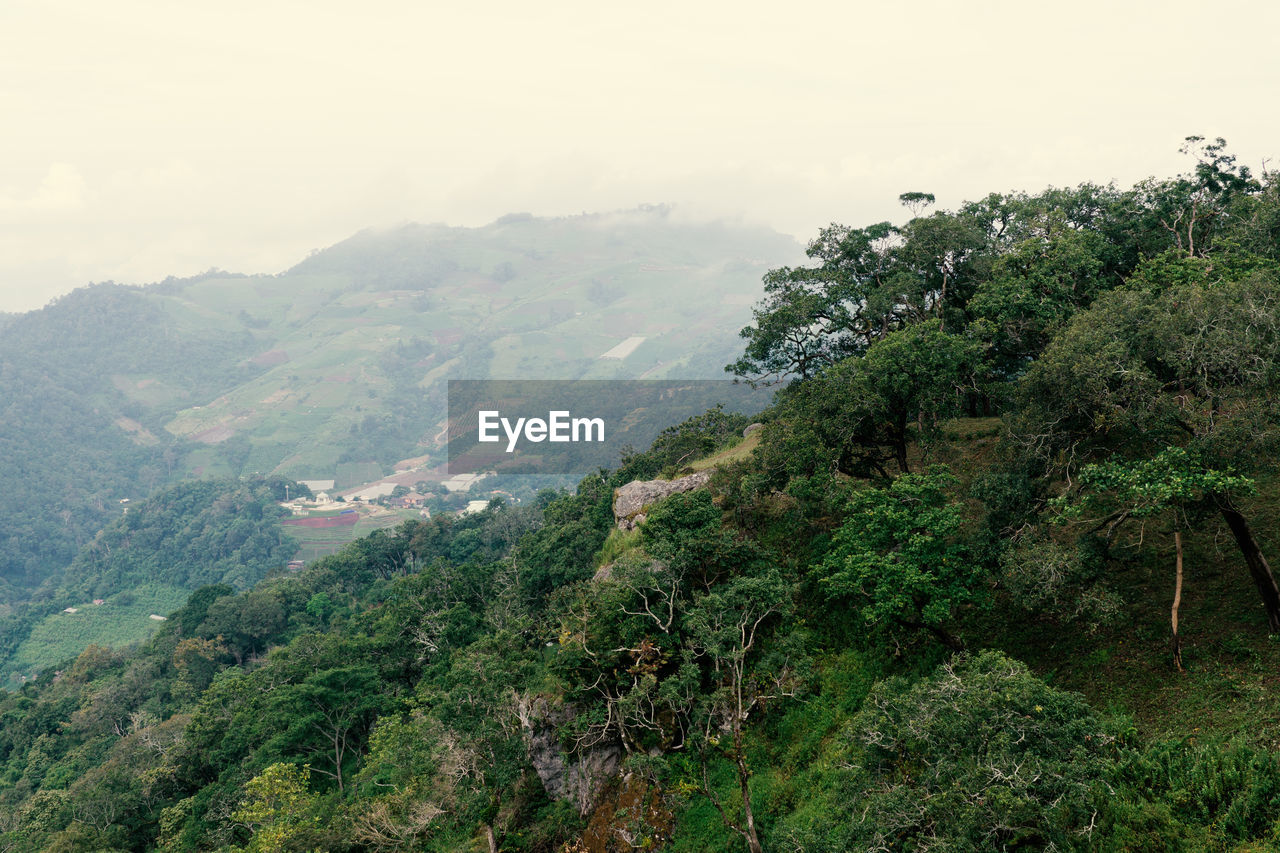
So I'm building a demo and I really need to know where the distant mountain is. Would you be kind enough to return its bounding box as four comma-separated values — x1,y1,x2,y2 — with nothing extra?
0,209,799,605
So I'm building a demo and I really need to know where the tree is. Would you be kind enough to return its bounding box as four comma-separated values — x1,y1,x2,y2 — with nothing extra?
642,404,751,475
816,469,984,650
172,636,231,701
1053,447,1255,667
231,763,321,853
1225,167,1280,262
893,211,988,330
969,225,1110,370
1017,272,1280,629
271,665,386,792
898,191,935,217
1136,136,1260,258
799,651,1121,851
765,321,984,479
667,570,800,853
727,222,900,384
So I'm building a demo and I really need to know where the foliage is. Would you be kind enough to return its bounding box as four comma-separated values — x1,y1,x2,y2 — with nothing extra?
752,321,984,484
628,405,753,479
1016,272,1280,470
5,142,1280,853
58,477,300,600
996,535,1123,631
1053,446,1255,524
786,651,1123,851
817,469,986,648
230,763,323,852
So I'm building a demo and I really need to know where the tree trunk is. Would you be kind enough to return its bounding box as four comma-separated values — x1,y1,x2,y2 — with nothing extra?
1218,501,1280,632
1171,531,1183,672
734,738,764,853
894,435,910,475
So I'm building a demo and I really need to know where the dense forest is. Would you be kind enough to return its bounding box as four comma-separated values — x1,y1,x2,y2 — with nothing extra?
0,287,267,606
4,139,1280,850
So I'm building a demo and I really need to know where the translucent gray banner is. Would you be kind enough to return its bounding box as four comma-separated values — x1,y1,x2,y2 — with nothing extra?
447,379,770,475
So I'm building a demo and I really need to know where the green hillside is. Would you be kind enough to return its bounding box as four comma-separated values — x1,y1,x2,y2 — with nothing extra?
3,142,1280,852
0,210,799,606
0,477,301,686
155,211,797,481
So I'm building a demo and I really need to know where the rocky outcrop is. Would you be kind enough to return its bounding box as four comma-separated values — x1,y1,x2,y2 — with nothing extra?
517,696,621,816
612,470,712,530
743,422,763,437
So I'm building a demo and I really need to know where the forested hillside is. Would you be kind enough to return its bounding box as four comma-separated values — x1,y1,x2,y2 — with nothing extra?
0,478,300,687
0,211,798,609
4,140,1280,851
0,286,262,606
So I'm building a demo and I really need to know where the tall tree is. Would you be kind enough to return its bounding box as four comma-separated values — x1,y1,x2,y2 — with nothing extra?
669,570,799,853
727,222,900,384
763,320,985,479
1053,447,1256,665
1135,136,1260,258
1017,271,1280,629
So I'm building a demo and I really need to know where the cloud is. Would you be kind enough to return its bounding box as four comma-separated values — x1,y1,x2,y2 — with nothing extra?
0,164,89,222
0,1,1277,313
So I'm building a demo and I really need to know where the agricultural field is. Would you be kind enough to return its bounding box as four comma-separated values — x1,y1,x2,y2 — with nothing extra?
5,584,190,686
285,506,421,563
141,213,799,481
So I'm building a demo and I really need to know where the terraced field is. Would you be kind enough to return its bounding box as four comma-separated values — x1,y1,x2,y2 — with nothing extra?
286,507,421,563
126,213,800,483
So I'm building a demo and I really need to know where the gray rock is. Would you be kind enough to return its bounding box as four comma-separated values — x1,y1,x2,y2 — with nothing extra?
743,422,763,437
518,696,621,815
613,470,711,530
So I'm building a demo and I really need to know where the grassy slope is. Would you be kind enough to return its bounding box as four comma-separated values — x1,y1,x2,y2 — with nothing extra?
651,419,1280,847
688,430,760,471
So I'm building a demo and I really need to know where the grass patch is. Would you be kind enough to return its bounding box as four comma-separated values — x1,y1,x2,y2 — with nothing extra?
593,526,643,569
939,415,1003,440
687,430,760,472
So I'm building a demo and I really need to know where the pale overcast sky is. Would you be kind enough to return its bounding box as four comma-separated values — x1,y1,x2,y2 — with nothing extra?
1,0,1277,312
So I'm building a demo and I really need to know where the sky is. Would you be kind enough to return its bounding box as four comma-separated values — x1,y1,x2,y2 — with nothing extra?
2,0,1278,313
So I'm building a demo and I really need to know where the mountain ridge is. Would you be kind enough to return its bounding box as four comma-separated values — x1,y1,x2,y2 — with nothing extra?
0,209,800,608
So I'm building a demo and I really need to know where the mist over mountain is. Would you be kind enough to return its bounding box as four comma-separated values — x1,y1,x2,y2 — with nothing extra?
0,209,798,610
